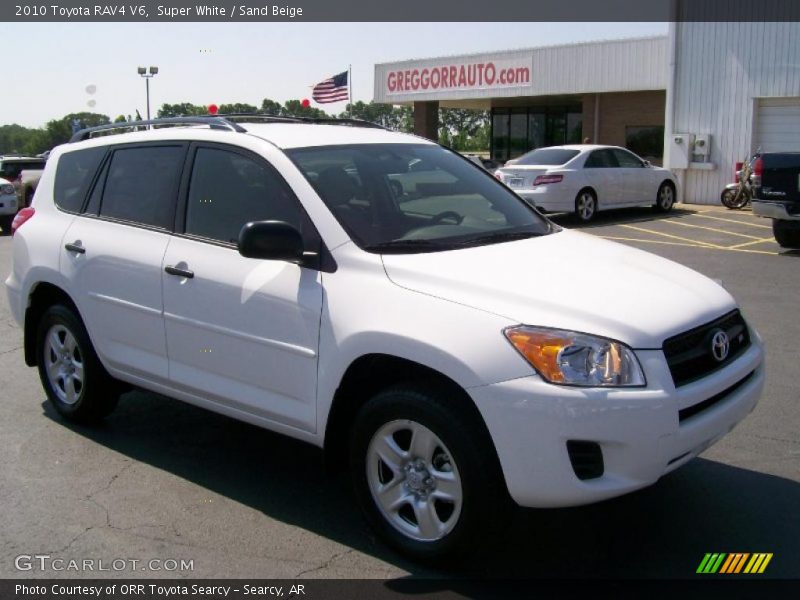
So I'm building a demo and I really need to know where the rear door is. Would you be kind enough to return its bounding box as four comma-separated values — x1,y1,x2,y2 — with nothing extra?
61,143,185,381
161,143,323,432
582,149,623,207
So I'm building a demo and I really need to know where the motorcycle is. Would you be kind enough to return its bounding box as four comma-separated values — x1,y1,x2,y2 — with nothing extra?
721,150,760,209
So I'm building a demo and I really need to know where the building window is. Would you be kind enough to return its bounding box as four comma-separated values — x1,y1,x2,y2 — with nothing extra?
626,126,664,162
491,105,582,162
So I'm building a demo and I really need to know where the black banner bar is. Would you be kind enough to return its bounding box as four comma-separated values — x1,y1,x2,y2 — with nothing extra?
3,0,800,22
4,579,800,600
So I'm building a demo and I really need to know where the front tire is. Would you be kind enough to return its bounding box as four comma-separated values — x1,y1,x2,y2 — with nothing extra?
36,304,121,422
655,182,676,212
575,189,597,223
350,384,510,561
773,219,800,249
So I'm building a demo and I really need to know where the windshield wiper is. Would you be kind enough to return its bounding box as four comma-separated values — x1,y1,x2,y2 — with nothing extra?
452,230,542,247
362,239,452,253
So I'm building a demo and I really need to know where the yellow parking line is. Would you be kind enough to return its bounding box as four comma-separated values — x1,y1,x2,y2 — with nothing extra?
727,237,776,249
600,236,708,248
688,212,772,229
663,219,764,240
604,232,778,255
620,224,724,248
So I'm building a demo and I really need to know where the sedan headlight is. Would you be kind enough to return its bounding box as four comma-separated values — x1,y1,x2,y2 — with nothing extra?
504,326,645,387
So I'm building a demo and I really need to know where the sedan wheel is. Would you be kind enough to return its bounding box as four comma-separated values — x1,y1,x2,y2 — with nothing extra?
575,190,597,222
655,183,675,212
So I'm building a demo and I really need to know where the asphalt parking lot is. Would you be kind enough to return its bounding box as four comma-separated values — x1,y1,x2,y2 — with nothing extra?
1,204,798,581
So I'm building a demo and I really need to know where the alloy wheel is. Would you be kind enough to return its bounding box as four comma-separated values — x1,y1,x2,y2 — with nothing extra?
366,419,463,542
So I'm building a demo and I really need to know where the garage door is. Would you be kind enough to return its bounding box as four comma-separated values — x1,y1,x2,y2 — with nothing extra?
755,97,800,152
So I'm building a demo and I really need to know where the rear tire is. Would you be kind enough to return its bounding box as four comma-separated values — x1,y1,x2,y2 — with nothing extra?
773,219,800,249
349,383,511,562
36,304,121,423
574,189,597,223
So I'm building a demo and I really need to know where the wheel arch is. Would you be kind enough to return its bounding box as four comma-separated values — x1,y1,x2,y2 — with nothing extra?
23,282,82,367
323,353,504,481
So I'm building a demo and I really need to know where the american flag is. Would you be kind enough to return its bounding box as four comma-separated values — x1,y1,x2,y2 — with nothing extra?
312,71,349,104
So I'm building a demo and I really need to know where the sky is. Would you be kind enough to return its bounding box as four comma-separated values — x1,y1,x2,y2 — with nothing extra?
2,22,667,128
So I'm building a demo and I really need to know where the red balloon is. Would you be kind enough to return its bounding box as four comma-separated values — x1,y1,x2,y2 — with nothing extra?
208,104,219,115
301,99,310,108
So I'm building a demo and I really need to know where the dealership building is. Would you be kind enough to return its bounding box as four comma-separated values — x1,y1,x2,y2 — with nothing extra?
374,22,800,203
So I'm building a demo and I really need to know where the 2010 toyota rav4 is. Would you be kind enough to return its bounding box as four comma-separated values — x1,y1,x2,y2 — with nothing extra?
5,117,765,560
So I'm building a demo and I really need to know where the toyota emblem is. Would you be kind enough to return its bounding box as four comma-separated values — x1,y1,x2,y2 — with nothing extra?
710,330,730,362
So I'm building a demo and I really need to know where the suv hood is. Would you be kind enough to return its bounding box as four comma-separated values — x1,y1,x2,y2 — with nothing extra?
381,229,736,349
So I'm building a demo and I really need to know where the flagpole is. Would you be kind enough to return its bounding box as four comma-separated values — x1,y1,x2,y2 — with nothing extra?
348,64,353,118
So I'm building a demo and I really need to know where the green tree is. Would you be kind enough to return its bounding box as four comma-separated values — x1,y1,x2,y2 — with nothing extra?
282,100,328,118
260,99,283,115
114,115,128,123
157,103,207,117
219,103,258,115
339,101,413,131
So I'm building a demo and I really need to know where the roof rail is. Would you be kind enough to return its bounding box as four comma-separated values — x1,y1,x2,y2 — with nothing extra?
219,113,387,130
69,114,388,143
69,116,246,143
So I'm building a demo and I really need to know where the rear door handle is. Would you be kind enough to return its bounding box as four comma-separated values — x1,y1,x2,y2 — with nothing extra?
64,242,85,254
164,265,194,279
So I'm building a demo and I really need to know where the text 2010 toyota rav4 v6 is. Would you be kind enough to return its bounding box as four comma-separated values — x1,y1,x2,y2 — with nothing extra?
6,117,764,560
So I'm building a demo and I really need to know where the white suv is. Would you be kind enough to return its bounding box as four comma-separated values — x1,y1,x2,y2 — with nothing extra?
5,117,764,560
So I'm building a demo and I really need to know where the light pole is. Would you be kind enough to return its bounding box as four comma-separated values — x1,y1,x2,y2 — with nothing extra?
137,66,159,121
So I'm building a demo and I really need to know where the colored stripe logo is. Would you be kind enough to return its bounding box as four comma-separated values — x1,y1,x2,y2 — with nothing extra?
697,553,773,574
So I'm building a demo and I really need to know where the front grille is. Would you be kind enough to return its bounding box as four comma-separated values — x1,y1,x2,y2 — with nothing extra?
566,441,604,480
663,310,750,387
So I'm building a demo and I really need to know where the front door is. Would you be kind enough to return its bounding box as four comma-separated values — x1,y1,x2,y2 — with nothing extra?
162,144,323,432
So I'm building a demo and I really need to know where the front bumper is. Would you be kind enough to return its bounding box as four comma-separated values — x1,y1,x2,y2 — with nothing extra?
469,336,764,508
752,200,800,221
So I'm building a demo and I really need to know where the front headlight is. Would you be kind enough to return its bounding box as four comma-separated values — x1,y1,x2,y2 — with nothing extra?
504,326,646,387
0,184,15,195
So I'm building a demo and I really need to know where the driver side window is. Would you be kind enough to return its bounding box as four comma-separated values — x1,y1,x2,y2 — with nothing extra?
185,147,303,245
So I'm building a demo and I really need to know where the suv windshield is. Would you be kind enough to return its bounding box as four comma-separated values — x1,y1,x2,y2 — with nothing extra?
286,143,552,253
514,148,580,166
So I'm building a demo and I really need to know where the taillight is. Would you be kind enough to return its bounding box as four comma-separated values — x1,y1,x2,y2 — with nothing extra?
11,207,35,235
533,174,564,186
753,157,763,186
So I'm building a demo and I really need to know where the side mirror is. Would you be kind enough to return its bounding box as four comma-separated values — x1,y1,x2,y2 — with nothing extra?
238,221,304,262
643,160,652,168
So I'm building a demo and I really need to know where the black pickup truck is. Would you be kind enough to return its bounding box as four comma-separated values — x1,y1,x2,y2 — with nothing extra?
752,152,800,248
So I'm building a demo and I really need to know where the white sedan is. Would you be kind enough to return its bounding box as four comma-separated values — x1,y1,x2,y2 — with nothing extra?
495,145,677,222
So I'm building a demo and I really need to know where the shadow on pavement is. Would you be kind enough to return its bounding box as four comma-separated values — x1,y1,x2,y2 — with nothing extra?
43,390,800,579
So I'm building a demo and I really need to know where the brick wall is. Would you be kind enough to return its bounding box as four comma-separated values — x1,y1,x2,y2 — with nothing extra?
582,90,666,151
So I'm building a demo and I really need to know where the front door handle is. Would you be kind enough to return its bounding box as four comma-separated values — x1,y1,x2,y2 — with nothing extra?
165,265,194,279
64,242,85,254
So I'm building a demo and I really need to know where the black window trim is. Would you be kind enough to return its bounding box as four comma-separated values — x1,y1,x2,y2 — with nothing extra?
75,141,188,234
50,146,111,216
174,141,335,273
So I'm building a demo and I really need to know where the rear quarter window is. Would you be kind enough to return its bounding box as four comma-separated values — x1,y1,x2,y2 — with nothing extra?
54,148,106,213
